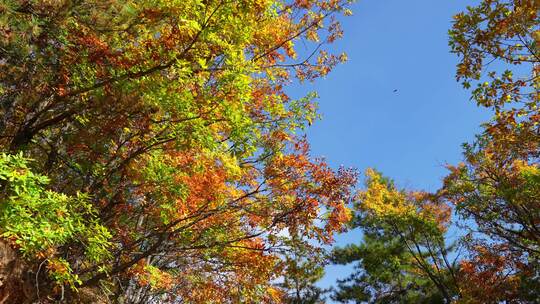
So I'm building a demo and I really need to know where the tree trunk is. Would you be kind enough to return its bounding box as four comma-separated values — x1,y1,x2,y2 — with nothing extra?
0,240,33,304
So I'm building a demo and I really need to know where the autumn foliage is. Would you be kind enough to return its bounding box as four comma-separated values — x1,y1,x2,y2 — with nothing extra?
3,0,540,303
0,0,356,302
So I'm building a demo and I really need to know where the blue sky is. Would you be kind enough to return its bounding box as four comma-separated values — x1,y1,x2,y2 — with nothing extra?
287,0,490,295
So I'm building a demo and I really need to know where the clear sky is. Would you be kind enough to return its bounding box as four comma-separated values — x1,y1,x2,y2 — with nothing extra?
287,0,489,297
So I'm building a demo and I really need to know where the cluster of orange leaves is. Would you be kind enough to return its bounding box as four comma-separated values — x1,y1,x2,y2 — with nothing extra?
458,244,527,303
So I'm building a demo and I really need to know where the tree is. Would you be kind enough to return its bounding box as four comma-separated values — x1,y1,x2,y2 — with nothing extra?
279,237,327,304
447,0,540,255
330,170,460,304
444,0,540,301
0,0,356,302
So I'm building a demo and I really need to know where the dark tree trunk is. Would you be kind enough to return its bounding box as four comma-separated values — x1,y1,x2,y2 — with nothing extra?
0,240,33,304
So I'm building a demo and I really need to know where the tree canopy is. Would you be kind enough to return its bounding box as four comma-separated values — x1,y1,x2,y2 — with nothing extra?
0,0,356,302
2,0,540,303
